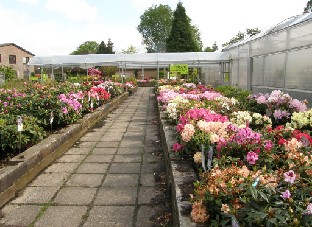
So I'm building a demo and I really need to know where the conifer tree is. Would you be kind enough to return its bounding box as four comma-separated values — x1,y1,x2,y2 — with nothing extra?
166,2,200,52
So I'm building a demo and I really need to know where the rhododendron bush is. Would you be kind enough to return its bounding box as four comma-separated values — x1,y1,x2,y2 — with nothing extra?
0,80,128,156
157,84,312,226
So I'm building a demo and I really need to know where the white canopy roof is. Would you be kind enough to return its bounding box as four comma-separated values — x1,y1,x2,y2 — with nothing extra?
28,52,230,69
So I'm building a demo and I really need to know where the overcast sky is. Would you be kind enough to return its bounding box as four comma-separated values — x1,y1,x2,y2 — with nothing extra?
0,0,308,56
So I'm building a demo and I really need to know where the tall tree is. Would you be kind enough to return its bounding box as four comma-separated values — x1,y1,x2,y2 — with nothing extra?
106,38,115,54
122,45,138,54
304,0,312,12
97,39,115,54
138,4,173,53
97,41,107,54
71,41,99,55
190,24,203,51
166,2,200,52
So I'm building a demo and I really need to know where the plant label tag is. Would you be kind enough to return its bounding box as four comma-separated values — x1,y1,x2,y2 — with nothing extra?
90,101,94,109
207,146,214,171
17,116,23,132
50,112,54,124
201,144,207,172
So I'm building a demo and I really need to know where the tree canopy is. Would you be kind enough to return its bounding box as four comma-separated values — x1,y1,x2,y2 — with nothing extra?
122,45,138,54
97,39,115,54
222,28,261,47
204,42,218,52
166,2,201,52
71,41,99,55
304,0,312,12
138,4,173,53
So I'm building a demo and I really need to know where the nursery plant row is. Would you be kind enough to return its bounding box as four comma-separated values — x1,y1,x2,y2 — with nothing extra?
0,80,136,158
157,83,312,226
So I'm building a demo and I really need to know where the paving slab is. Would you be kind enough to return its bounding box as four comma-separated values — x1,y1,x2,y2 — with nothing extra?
76,163,109,174
0,205,41,226
29,172,70,187
34,205,88,227
11,186,59,204
102,174,139,187
44,162,79,173
65,174,104,187
53,187,97,205
94,187,137,205
84,154,114,163
114,154,142,163
83,206,135,227
109,163,141,174
91,147,117,154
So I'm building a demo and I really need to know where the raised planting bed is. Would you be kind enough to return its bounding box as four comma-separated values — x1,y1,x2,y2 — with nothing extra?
158,108,198,227
0,92,129,207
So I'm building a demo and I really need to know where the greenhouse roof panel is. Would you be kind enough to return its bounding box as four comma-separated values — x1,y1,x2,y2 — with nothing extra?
28,52,230,68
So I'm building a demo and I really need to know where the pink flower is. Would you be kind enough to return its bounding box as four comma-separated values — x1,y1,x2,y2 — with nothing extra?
304,203,312,215
181,124,195,142
264,140,273,151
176,124,184,133
284,170,296,184
280,190,291,200
3,102,7,107
172,143,183,152
246,151,258,165
62,107,68,114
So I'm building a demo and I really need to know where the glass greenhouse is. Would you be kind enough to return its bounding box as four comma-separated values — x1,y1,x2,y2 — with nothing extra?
202,12,312,104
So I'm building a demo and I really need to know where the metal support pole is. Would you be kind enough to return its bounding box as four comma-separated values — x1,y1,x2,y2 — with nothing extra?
51,64,54,81
157,62,159,86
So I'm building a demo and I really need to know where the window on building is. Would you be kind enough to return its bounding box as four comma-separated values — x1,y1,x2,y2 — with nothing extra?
26,57,29,63
9,55,16,64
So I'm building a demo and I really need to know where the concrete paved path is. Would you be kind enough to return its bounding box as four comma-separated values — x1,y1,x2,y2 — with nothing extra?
0,87,170,227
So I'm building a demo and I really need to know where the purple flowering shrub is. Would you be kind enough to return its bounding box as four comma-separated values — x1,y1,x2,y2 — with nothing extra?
250,90,308,127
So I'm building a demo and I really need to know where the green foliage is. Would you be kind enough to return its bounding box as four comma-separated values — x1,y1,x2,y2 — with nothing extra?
204,42,218,52
166,2,201,52
222,28,261,47
304,0,312,12
71,41,99,55
215,85,251,103
0,114,46,154
138,4,173,53
0,65,16,81
97,39,115,54
122,45,137,54
99,66,118,77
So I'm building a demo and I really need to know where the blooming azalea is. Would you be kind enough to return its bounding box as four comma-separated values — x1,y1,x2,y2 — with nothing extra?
280,190,291,200
284,170,296,184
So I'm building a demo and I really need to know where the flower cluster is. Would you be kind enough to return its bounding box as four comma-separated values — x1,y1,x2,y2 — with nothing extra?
251,90,308,125
158,83,312,226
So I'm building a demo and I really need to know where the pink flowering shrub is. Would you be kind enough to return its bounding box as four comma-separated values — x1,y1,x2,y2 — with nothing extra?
251,90,308,126
157,83,312,226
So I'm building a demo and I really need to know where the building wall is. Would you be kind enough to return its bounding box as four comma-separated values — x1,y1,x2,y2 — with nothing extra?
0,44,34,79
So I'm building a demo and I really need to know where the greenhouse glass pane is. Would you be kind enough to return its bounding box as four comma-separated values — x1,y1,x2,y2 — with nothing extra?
289,23,312,49
286,48,312,90
238,59,248,89
238,44,249,58
231,60,239,85
250,39,264,57
264,53,286,88
264,31,287,54
252,57,264,86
